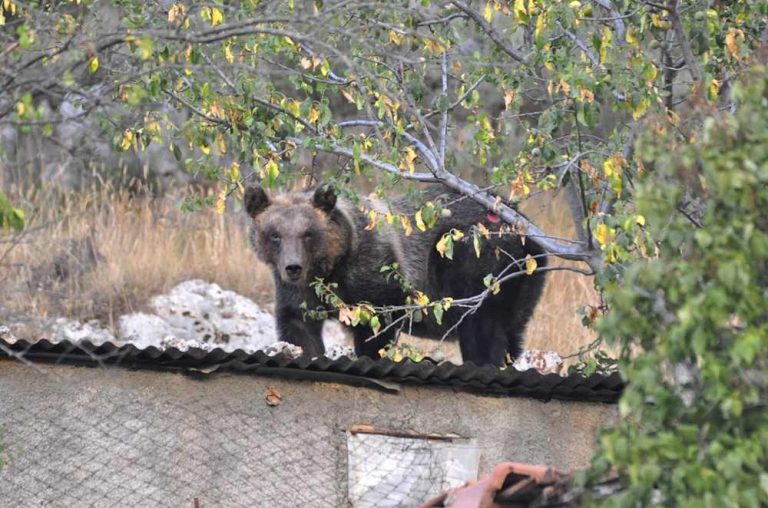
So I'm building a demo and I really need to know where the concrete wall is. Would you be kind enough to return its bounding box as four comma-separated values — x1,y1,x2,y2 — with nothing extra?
0,360,615,506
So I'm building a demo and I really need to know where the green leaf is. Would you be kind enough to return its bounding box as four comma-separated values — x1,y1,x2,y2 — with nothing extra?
432,303,444,325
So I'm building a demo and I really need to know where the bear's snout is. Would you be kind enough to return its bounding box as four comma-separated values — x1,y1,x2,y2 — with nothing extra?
284,264,303,281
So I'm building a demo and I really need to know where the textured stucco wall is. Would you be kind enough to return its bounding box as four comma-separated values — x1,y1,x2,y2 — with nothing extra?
0,360,615,506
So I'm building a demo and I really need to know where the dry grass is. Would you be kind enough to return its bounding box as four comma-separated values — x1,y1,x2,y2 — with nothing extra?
0,185,273,327
0,184,598,356
521,192,600,356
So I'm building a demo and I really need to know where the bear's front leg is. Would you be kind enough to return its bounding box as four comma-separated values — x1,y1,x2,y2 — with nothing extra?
352,325,396,359
276,304,325,357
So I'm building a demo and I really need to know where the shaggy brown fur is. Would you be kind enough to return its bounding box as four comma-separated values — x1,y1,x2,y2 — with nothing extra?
244,184,547,366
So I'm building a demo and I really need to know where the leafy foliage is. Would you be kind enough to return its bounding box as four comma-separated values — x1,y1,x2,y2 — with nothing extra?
0,191,24,231
584,66,768,506
3,0,765,266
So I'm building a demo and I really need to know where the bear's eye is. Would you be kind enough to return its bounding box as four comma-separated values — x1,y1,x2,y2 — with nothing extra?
269,232,281,243
303,231,314,240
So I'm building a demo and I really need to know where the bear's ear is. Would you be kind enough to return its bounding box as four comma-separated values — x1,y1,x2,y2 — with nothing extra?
312,185,337,213
244,184,271,218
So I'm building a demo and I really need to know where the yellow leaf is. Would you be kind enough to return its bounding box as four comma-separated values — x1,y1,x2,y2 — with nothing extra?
603,157,615,178
415,209,426,232
559,79,571,96
341,88,356,104
525,254,538,275
229,161,240,182
88,56,99,73
215,186,227,215
168,3,186,23
339,306,355,326
632,96,650,120
636,215,646,227
483,2,494,22
209,100,224,118
264,158,279,181
388,30,403,45
514,0,527,22
300,57,312,69
199,143,210,155
319,59,331,77
365,210,378,231
224,45,234,64
504,89,516,110
441,297,453,310
603,154,624,179
725,28,742,59
450,229,464,241
399,146,417,173
308,105,320,124
400,214,413,236
477,222,491,239
121,129,134,151
709,79,720,101
216,134,227,155
579,87,594,103
435,234,450,258
414,291,430,307
595,223,615,247
625,26,638,47
210,7,223,27
385,212,395,225
424,38,446,55
600,27,612,63
534,11,546,42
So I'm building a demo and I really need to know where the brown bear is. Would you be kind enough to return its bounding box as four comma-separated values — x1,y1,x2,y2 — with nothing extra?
244,183,547,366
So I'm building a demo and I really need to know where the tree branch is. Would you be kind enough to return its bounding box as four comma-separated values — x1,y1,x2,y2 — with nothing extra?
450,1,529,64
592,0,626,39
667,0,702,82
439,51,449,168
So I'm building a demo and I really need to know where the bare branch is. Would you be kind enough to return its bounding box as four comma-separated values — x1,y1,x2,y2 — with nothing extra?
450,1,529,64
556,21,627,101
592,0,626,39
162,89,230,126
335,119,441,172
667,0,702,82
289,136,438,183
424,74,486,120
438,51,449,168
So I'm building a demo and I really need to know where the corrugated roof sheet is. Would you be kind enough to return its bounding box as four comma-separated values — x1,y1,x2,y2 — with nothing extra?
0,338,623,403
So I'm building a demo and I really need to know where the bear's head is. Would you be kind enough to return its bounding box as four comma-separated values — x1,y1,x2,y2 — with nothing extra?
244,184,350,286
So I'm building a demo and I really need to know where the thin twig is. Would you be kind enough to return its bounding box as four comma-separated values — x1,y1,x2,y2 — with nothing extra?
450,0,529,64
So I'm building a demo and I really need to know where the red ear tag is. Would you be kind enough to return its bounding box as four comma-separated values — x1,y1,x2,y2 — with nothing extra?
485,212,501,224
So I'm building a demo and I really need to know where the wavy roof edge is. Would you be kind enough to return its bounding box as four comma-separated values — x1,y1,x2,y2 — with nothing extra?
0,338,624,403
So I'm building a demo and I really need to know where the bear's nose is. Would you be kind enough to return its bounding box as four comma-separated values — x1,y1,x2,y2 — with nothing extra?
285,264,303,279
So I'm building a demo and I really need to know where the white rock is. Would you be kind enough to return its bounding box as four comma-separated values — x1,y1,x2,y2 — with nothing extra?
322,320,352,350
49,318,116,346
118,279,280,353
117,313,178,350
512,349,563,375
325,344,357,361
261,341,303,358
0,325,16,344
115,279,357,355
